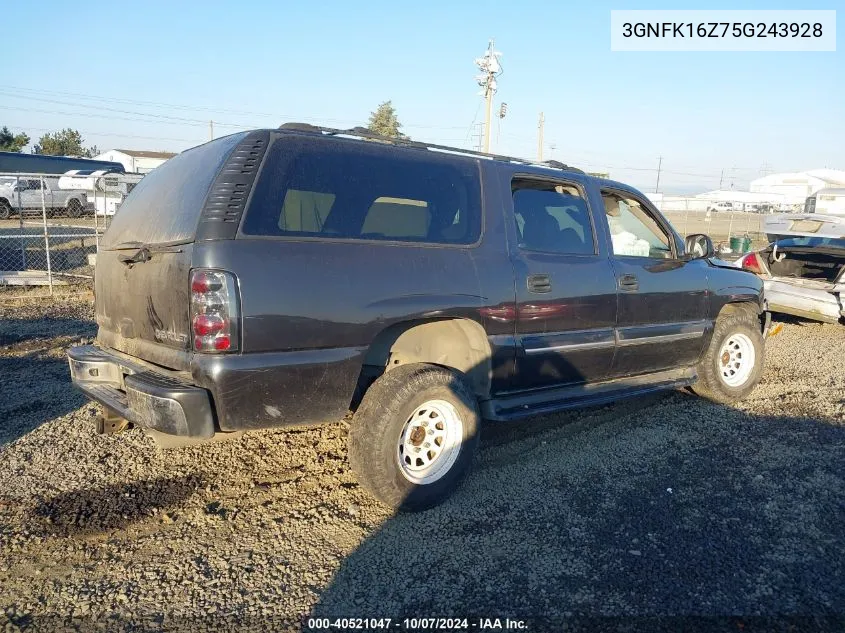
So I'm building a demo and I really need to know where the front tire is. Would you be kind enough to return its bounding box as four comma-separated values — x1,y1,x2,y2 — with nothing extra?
0,200,11,220
691,309,764,404
348,363,480,511
66,199,83,218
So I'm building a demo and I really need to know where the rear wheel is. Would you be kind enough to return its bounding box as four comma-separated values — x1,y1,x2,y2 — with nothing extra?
66,199,83,218
348,363,480,511
691,308,764,404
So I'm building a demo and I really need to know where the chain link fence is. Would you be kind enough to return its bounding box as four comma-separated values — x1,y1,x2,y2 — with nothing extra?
0,172,144,298
657,197,786,256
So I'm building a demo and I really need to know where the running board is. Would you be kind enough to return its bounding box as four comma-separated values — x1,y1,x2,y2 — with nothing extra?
481,367,697,422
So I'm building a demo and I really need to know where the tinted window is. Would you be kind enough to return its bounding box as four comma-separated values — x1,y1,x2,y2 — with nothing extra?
102,132,244,248
511,181,594,255
242,136,481,245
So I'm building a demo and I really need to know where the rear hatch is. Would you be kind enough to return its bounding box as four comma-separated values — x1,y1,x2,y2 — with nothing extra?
763,213,845,241
94,132,248,370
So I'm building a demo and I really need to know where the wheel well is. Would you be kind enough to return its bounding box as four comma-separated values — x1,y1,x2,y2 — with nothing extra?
351,318,492,410
718,301,765,331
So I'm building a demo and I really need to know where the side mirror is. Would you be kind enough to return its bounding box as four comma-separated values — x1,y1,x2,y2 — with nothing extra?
685,233,714,259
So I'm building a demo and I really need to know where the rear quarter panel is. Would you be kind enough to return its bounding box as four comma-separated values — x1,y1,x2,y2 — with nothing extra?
190,221,510,431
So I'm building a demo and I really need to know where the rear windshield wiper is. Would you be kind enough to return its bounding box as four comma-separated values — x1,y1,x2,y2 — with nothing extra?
109,238,192,251
111,239,191,266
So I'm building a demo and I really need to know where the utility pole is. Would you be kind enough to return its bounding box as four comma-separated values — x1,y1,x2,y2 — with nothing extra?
719,168,725,190
655,156,663,193
209,120,214,141
474,39,502,154
537,112,545,162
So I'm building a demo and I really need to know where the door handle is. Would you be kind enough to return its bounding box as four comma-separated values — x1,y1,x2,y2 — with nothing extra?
527,273,552,294
618,274,639,292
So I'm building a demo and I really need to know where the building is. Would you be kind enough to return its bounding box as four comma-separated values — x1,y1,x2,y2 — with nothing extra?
750,169,845,207
0,151,125,174
649,190,787,213
93,149,177,174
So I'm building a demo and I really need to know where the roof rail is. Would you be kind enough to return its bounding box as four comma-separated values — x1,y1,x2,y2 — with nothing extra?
277,122,584,174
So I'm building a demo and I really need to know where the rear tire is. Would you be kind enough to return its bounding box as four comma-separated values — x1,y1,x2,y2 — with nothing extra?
348,363,480,511
66,199,83,218
691,308,764,404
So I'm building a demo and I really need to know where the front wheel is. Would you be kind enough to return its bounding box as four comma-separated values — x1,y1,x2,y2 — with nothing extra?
691,309,765,404
348,363,480,511
66,199,83,218
0,200,11,220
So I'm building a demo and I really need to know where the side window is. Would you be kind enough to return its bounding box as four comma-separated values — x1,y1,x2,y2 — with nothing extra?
242,137,482,245
511,180,594,255
602,192,672,259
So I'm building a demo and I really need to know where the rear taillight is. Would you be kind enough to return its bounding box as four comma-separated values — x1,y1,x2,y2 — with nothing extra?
190,269,239,353
739,252,767,275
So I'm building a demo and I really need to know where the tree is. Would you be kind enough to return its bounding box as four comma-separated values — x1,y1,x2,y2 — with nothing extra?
366,101,407,139
0,127,30,152
33,128,98,157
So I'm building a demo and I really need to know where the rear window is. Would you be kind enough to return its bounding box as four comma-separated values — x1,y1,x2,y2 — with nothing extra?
241,136,481,245
101,132,245,248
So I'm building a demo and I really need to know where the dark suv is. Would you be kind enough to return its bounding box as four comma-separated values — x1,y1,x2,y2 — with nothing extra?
68,125,768,510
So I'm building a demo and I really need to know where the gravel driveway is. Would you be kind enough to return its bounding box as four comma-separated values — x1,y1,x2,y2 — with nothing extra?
1,294,843,632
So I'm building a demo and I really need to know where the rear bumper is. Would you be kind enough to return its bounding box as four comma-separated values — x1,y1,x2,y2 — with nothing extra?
764,279,844,324
68,345,215,438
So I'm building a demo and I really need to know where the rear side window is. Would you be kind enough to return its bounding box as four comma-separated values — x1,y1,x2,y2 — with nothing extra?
512,180,595,255
102,132,245,249
242,136,481,245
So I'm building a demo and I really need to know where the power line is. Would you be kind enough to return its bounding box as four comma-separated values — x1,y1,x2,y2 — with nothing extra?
0,104,210,127
0,91,256,128
0,85,469,131
1,124,201,143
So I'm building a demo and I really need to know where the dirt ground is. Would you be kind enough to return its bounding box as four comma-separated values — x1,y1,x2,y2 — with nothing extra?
1,294,843,632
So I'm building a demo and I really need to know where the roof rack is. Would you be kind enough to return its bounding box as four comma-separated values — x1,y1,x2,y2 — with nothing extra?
277,122,584,174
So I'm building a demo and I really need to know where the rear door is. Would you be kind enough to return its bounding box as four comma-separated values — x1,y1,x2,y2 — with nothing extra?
600,188,710,377
506,175,618,391
94,132,248,370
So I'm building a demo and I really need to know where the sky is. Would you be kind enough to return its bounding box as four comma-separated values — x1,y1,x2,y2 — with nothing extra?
0,0,841,194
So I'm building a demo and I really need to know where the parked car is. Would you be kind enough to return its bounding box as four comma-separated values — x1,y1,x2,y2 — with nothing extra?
737,235,845,323
707,201,734,213
68,125,769,510
0,177,92,219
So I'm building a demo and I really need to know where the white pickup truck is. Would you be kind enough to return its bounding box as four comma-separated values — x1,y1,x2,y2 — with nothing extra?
0,177,93,219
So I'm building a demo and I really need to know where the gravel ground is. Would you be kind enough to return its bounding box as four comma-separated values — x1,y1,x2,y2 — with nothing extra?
1,295,844,632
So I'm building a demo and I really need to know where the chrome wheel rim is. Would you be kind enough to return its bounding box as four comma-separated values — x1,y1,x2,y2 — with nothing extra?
397,399,463,485
719,332,755,387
